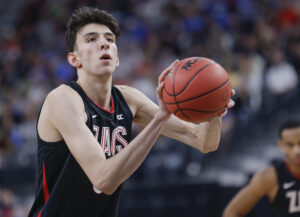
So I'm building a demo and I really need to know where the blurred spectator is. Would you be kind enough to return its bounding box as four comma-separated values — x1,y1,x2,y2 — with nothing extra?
0,189,14,217
264,48,298,113
0,105,14,166
265,49,298,94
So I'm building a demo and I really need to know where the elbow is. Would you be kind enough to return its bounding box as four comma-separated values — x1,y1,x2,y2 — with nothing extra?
201,143,219,153
93,178,119,195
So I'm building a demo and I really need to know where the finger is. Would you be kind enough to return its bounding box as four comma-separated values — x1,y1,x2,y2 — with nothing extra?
227,99,235,109
158,60,179,83
158,60,178,83
157,81,165,95
219,109,228,118
231,89,236,96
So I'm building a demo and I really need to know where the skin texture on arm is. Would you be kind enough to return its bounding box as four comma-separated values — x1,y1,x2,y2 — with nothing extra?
222,167,278,217
117,85,225,153
38,84,171,195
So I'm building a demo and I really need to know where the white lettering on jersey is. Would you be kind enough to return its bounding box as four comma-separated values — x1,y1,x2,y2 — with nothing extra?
93,125,128,157
93,125,100,140
101,127,111,156
286,190,300,213
111,126,128,155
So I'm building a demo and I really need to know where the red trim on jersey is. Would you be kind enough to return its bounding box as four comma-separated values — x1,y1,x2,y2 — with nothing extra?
37,161,49,217
76,82,115,114
42,161,50,202
284,160,300,180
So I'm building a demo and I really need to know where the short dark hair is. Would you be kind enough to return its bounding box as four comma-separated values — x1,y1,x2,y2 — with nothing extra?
278,121,300,138
65,6,120,52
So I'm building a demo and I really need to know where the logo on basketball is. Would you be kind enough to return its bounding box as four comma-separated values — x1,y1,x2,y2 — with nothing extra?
182,59,198,71
221,90,229,102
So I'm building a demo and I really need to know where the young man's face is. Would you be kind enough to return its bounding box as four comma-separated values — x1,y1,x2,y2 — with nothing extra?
279,127,300,165
72,23,119,76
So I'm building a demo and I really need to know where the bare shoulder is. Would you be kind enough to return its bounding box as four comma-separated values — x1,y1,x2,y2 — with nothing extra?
253,166,277,184
249,166,277,197
38,84,87,141
46,84,87,122
46,84,83,107
257,166,278,201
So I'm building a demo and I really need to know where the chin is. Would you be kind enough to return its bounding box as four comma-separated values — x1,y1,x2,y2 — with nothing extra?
101,70,113,75
98,65,115,75
94,69,114,76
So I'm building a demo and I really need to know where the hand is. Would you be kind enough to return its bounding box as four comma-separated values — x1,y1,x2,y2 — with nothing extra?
156,60,179,118
219,89,236,118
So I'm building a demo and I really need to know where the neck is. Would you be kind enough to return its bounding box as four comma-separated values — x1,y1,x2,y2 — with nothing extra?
77,73,112,111
285,159,300,178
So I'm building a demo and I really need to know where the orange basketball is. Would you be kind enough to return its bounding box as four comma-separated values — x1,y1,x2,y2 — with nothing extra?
162,57,231,123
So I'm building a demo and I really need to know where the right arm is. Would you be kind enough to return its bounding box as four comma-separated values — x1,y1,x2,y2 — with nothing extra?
222,167,278,217
40,85,170,195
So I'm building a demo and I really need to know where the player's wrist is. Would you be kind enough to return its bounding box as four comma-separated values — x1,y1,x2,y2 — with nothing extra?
154,110,171,124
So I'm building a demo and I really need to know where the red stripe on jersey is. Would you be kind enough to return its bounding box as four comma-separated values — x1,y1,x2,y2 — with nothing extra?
42,161,50,202
37,162,49,217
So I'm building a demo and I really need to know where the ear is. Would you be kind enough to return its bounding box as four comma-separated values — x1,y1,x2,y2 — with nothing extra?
278,139,284,151
67,52,82,68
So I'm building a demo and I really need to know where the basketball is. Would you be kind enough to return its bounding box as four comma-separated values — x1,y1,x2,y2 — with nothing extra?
162,57,232,123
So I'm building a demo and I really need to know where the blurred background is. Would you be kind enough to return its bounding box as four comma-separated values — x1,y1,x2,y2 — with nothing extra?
0,0,300,216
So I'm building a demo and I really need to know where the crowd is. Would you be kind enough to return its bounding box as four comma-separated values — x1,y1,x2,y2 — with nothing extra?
0,0,300,216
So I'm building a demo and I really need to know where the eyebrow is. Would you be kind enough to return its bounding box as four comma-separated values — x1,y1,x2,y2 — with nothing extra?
83,32,115,38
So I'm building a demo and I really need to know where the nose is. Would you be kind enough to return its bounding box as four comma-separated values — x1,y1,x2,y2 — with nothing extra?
98,37,109,50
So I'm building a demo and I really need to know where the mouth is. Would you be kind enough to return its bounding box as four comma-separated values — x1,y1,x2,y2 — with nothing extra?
99,54,112,61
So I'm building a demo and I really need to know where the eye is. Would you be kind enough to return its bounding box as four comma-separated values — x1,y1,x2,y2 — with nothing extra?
87,37,96,42
107,37,114,42
286,142,293,148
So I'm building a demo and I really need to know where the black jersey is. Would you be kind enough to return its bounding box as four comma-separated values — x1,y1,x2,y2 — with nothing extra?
272,160,300,217
28,82,133,217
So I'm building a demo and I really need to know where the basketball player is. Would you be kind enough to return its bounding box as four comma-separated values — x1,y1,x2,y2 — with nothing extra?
223,121,300,217
28,6,234,217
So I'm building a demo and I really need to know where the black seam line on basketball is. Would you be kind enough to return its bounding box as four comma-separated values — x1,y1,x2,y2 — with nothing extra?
174,57,203,122
165,79,230,105
179,107,225,113
164,57,203,96
173,61,194,122
175,62,214,96
174,109,195,122
173,60,185,115
163,61,212,97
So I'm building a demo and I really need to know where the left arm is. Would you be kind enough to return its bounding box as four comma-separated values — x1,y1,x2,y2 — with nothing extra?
117,85,231,153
